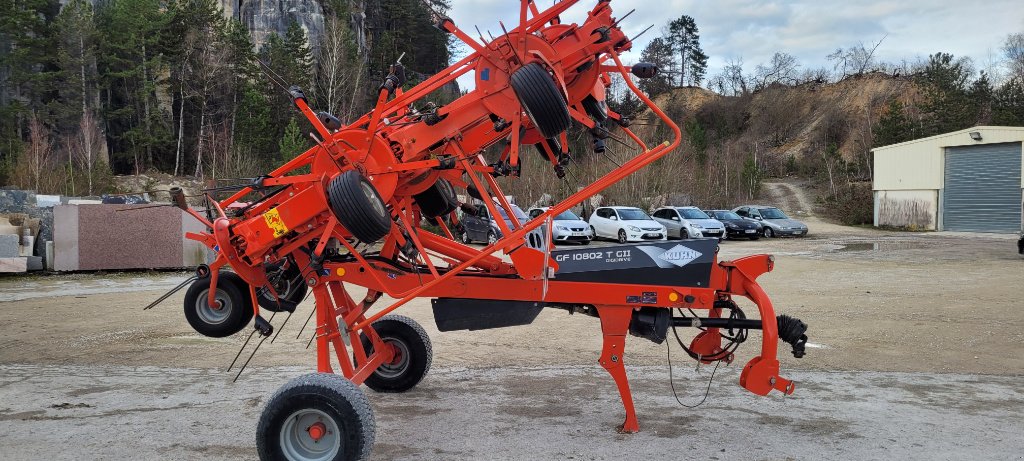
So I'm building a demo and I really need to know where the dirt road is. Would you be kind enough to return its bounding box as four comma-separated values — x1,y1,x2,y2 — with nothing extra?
1,222,1022,459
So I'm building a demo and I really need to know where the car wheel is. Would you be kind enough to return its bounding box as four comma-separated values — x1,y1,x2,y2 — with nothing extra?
764,228,775,238
590,226,598,240
681,229,689,239
487,231,498,246
617,229,627,244
459,229,471,244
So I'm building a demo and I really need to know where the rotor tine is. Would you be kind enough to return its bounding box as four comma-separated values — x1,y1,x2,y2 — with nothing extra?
269,311,293,344
295,297,316,339
306,331,316,349
611,9,635,28
629,24,655,43
143,275,197,310
227,329,258,372
233,334,269,383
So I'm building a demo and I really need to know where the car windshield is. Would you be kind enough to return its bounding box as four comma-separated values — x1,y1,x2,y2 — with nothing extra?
677,208,710,219
617,209,651,220
759,208,788,219
712,211,741,220
497,205,528,221
554,210,580,221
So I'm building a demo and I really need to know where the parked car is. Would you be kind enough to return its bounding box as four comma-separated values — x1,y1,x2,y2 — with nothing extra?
587,206,667,243
458,202,530,245
528,207,594,244
705,209,762,240
732,205,808,237
651,206,726,240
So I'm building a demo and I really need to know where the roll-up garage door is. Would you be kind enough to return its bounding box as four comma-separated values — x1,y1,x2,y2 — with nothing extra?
943,142,1022,232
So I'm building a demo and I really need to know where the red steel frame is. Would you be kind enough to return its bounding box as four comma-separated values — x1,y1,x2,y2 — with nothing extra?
182,0,795,433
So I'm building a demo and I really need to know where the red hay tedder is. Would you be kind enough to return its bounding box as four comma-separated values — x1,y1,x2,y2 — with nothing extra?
151,1,809,459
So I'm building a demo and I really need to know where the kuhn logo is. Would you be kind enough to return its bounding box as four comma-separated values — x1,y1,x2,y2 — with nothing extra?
658,244,702,267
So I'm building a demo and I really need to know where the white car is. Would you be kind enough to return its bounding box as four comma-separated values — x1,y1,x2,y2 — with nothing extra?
651,206,726,240
587,206,667,243
528,207,594,244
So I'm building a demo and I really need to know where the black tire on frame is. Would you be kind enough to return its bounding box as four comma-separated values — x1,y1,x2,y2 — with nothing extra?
183,271,253,338
256,373,375,461
510,63,572,139
257,262,307,313
359,315,433,393
413,177,458,218
327,170,392,244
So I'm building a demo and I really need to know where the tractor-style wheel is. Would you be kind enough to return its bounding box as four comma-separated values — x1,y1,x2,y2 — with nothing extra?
533,137,562,161
183,271,252,338
327,170,392,244
359,315,432,393
617,229,628,244
258,262,307,313
257,373,375,461
413,178,458,219
510,63,572,139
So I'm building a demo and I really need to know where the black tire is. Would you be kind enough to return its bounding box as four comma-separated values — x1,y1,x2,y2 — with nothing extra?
327,170,392,244
581,95,608,123
764,227,775,238
258,262,307,313
590,226,598,241
510,63,572,139
413,178,457,219
257,373,375,461
681,229,689,239
459,228,472,244
617,229,627,244
183,271,253,338
533,137,561,161
359,315,432,393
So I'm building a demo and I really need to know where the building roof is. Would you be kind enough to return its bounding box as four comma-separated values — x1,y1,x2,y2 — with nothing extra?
872,126,1024,153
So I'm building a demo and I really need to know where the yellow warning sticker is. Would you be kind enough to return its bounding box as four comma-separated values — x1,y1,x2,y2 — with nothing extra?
263,208,289,238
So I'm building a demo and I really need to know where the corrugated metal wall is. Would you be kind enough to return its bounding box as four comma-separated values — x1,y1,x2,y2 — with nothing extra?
942,142,1022,233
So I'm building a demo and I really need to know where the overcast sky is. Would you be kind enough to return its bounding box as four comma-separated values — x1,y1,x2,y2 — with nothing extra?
447,0,1024,89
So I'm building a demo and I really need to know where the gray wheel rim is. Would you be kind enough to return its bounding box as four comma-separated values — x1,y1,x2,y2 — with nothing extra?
261,276,294,302
279,408,341,461
195,288,231,325
618,230,626,243
360,181,387,218
765,228,773,237
375,338,411,379
460,231,470,243
488,233,497,245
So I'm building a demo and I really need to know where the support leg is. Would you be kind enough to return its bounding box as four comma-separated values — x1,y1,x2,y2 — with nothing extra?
596,306,639,433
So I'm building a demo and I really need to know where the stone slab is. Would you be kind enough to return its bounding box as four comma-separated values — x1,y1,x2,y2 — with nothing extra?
0,257,27,272
75,204,184,270
53,205,79,271
26,255,43,271
0,234,20,258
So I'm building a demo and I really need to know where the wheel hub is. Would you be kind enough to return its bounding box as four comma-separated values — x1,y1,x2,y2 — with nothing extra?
307,422,327,442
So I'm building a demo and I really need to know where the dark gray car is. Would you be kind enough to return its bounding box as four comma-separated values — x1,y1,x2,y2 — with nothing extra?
732,205,808,238
458,203,530,245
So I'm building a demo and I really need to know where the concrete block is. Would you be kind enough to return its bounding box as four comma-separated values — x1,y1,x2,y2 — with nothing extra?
53,205,79,271
26,255,43,271
0,257,27,273
45,241,54,270
0,234,20,257
36,195,61,207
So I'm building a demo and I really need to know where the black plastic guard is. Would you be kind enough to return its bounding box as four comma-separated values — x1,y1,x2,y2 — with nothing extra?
432,298,544,332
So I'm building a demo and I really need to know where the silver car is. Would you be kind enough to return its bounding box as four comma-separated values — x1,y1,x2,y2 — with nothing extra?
528,207,594,244
732,205,808,237
652,206,726,240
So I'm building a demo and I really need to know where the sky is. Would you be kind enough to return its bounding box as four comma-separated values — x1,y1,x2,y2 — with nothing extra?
446,0,1024,90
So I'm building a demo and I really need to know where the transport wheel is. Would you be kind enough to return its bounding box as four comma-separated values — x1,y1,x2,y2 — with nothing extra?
258,263,307,312
183,271,252,338
617,229,627,244
764,228,775,238
413,178,458,218
359,315,433,393
510,63,572,139
256,373,375,461
327,170,392,244
487,231,498,246
581,95,608,122
533,137,562,161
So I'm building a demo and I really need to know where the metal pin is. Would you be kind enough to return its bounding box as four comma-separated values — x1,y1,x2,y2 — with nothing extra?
143,276,197,310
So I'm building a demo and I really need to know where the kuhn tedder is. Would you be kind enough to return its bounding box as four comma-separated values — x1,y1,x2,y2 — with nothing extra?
151,1,809,459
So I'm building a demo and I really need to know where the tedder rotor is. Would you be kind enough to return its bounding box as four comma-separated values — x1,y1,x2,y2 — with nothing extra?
151,1,810,459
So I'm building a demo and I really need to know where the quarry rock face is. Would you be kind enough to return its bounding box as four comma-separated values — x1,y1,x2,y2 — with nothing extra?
240,0,325,51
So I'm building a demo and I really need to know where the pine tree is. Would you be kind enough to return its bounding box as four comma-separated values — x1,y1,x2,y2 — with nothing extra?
666,15,707,87
916,53,974,136
873,99,915,147
637,38,674,97
278,117,308,166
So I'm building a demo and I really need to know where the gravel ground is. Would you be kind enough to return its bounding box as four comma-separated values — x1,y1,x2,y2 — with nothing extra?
1,218,1022,459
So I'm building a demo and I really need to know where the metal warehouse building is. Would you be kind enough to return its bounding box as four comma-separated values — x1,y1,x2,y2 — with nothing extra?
872,126,1024,232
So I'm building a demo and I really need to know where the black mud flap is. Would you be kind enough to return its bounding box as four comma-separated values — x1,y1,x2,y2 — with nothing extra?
432,298,544,332
551,240,717,288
